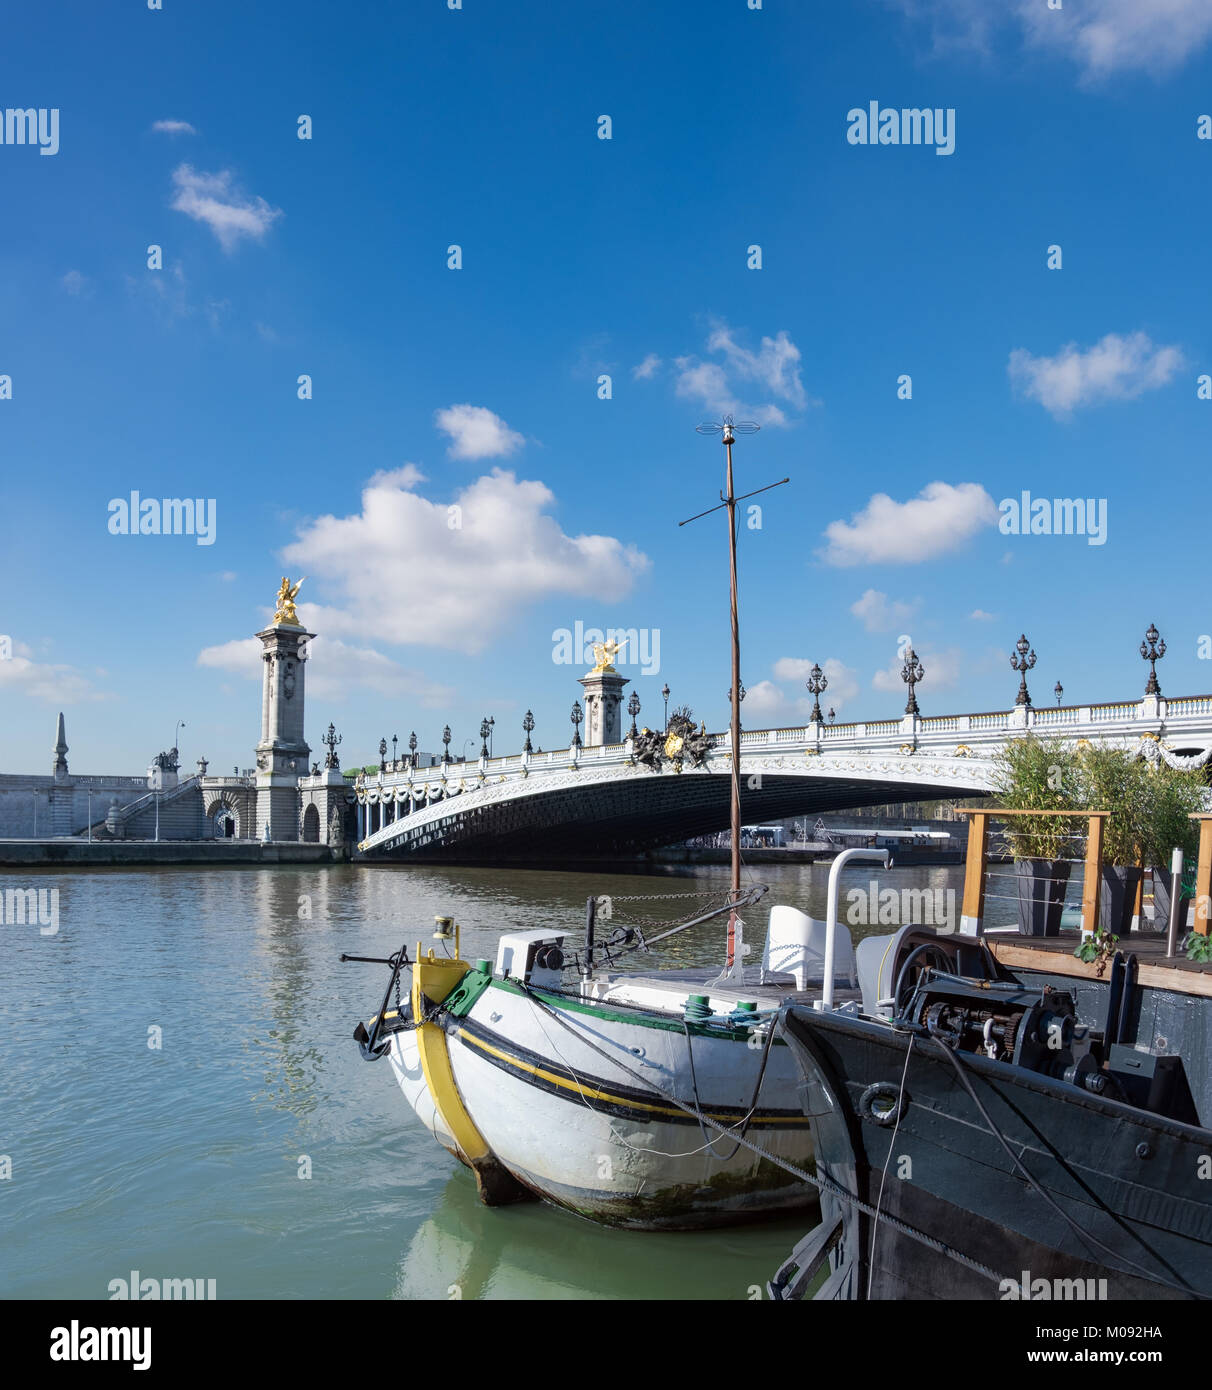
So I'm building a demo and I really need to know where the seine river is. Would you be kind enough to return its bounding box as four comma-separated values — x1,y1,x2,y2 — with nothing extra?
0,859,963,1300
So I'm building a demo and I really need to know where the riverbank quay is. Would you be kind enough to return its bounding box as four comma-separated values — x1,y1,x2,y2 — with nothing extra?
0,839,346,867
648,844,964,867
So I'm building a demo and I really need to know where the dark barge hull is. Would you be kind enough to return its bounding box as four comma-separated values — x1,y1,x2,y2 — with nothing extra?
778,1006,1212,1300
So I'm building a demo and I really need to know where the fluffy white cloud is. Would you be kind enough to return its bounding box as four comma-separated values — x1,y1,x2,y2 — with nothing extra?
61,270,87,296
822,482,997,567
170,165,282,252
1008,332,1183,418
850,589,918,633
632,354,662,381
749,658,860,722
891,0,1212,79
872,646,963,695
673,322,812,426
153,119,197,135
434,404,524,461
196,634,453,704
0,641,103,703
969,608,996,621
278,466,649,654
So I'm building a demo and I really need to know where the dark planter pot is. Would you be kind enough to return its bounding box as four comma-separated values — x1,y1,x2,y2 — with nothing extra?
1149,864,1192,934
1015,857,1071,936
1099,864,1143,937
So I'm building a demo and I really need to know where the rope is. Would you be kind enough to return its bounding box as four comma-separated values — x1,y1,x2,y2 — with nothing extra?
518,983,1008,1290
866,1030,915,1298
929,1034,1206,1299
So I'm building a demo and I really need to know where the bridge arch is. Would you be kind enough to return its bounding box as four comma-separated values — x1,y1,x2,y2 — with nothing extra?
204,794,244,839
357,751,996,862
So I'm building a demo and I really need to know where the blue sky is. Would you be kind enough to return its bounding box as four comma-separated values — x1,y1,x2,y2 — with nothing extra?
2,0,1212,774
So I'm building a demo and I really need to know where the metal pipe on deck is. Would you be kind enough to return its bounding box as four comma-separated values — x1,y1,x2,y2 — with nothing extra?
819,846,892,1011
1167,847,1185,958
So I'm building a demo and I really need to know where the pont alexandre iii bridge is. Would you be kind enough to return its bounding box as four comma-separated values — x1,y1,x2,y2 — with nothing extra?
354,686,1212,863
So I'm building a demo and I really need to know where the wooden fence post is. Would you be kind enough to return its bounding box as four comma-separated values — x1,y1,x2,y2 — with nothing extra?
1192,815,1212,938
1080,812,1104,938
960,811,988,936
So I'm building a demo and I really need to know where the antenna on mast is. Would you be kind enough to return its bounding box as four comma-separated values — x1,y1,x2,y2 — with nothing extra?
680,415,790,979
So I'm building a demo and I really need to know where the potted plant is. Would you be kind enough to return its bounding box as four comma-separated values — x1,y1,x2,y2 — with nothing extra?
991,736,1081,936
1074,745,1150,937
1138,763,1203,933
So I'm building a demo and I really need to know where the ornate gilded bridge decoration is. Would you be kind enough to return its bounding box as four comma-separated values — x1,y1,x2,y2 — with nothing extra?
590,637,627,673
272,576,306,627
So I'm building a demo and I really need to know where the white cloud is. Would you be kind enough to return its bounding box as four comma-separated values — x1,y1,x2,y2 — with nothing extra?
872,645,963,695
632,354,662,381
849,589,918,633
197,637,261,675
196,633,453,704
969,608,996,621
707,325,807,411
434,404,524,461
279,466,649,654
673,322,813,426
822,482,997,567
750,658,860,722
0,642,104,703
891,0,1212,79
1008,331,1183,418
61,270,87,296
170,164,282,252
153,119,197,135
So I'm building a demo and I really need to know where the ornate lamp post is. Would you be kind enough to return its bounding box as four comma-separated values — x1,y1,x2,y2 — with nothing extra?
1054,681,1063,706
827,707,836,724
441,725,452,763
1011,634,1037,707
479,717,491,758
661,683,670,731
901,648,925,716
1141,622,1166,696
627,691,641,738
408,731,417,767
570,700,583,750
805,663,828,722
488,715,495,758
378,736,387,773
391,733,398,767
522,709,535,753
323,723,342,769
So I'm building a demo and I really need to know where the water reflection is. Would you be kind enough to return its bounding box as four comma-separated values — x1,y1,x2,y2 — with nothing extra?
0,859,963,1299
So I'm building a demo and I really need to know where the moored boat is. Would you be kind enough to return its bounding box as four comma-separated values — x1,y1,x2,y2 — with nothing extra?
765,808,1212,1300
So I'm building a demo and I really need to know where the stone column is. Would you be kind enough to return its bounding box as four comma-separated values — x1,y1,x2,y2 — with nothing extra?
578,666,630,747
254,619,314,841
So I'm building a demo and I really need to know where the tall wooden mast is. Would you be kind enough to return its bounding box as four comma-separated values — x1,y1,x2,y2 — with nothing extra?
683,417,789,970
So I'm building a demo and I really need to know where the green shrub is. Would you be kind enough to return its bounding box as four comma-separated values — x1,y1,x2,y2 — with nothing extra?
1137,763,1204,867
1072,745,1150,866
990,736,1082,860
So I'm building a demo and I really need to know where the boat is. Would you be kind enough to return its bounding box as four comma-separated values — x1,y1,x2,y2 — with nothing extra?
763,807,1212,1300
345,419,863,1229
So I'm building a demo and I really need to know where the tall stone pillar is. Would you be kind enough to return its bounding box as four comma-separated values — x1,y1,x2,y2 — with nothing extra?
48,711,74,835
254,580,313,842
579,663,629,747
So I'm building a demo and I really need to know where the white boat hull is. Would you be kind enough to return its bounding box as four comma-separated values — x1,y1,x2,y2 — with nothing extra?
388,975,816,1229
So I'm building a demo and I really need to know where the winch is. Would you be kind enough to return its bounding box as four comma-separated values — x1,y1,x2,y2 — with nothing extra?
904,973,1091,1079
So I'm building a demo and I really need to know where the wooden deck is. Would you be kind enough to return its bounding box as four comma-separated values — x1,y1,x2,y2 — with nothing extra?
986,930,1212,998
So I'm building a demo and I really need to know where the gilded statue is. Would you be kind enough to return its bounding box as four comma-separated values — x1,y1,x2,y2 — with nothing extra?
272,576,306,627
591,636,627,672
